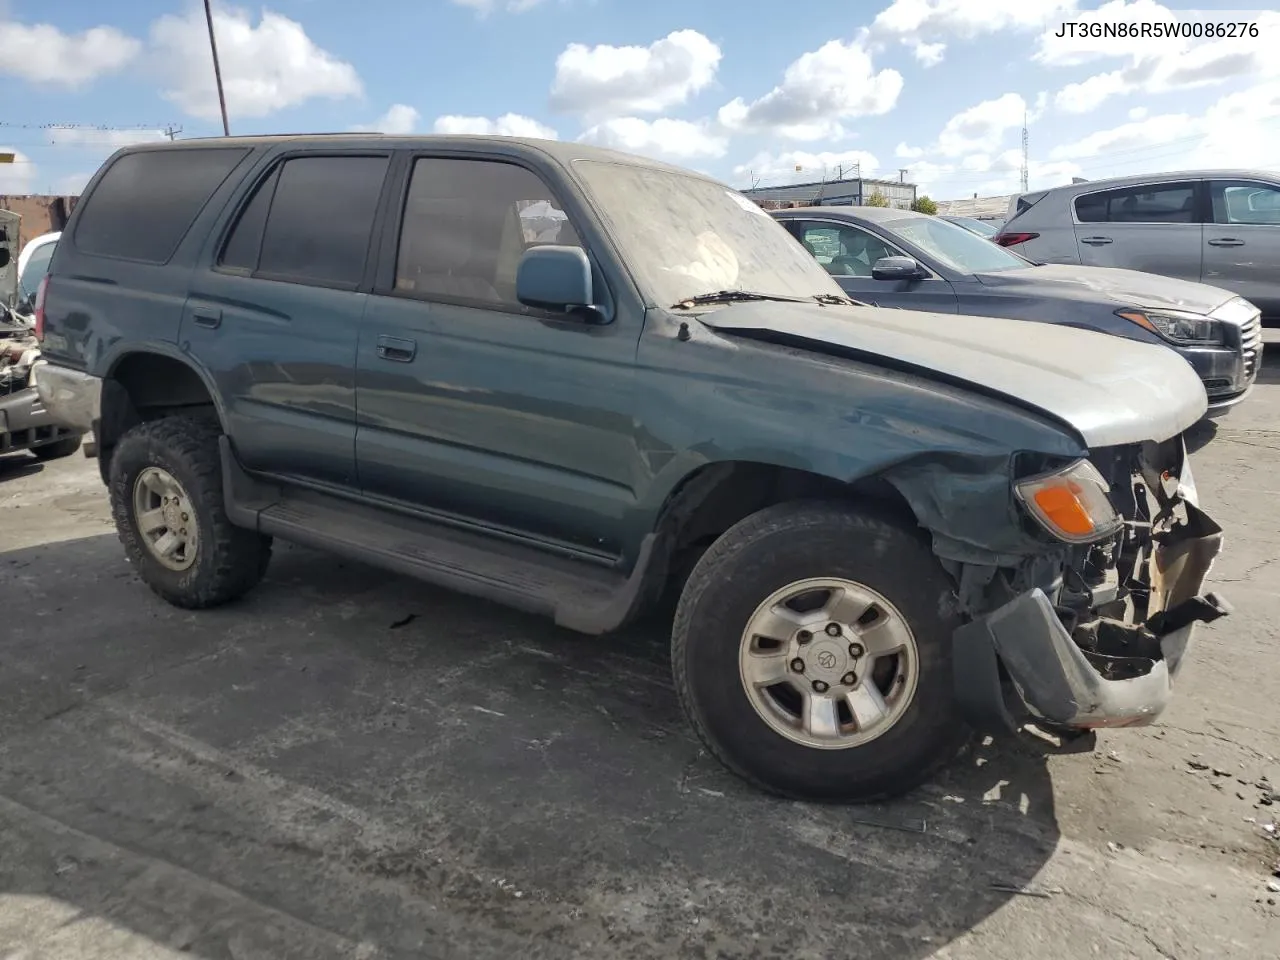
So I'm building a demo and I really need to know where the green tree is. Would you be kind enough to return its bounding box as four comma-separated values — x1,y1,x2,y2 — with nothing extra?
865,190,889,207
910,194,938,215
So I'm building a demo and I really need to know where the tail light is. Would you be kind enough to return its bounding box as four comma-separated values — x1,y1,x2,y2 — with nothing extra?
994,231,1039,247
34,275,49,341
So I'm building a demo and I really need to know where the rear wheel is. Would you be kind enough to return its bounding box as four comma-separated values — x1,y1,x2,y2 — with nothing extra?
30,435,82,461
672,500,969,802
109,416,272,609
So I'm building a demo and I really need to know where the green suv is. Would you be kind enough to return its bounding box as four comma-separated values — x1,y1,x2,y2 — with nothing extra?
33,135,1229,801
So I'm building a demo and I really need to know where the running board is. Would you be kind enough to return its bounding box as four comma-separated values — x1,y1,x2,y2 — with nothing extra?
219,438,654,635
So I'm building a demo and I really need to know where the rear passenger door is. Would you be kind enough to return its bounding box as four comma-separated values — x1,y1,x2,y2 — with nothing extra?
1071,180,1204,281
185,151,393,490
1204,178,1280,318
355,153,642,557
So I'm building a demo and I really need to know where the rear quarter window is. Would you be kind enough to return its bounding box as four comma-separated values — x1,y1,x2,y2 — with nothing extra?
73,147,250,264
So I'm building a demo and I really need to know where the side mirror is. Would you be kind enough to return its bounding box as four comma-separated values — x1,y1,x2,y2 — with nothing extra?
871,255,925,281
516,245,595,314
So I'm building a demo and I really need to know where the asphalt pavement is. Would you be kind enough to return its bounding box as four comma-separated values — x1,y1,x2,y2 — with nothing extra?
1,357,1278,960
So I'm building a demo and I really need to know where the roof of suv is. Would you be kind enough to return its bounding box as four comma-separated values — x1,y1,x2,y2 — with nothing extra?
112,133,709,181
1029,168,1280,196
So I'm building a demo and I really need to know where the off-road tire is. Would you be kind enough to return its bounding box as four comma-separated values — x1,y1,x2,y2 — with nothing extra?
671,499,970,802
30,435,82,461
109,416,272,609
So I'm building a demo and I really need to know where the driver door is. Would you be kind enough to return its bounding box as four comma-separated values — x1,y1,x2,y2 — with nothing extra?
786,219,959,314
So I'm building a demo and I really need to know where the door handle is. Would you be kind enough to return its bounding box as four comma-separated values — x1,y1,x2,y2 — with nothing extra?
376,335,417,362
1208,237,1244,247
192,307,222,329
1080,236,1113,245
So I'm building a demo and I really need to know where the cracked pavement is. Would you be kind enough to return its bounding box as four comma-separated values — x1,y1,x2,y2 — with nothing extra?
1,356,1278,959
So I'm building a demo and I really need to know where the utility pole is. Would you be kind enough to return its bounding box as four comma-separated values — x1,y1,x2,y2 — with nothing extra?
203,0,231,136
164,124,183,141
898,168,907,183
1020,111,1029,193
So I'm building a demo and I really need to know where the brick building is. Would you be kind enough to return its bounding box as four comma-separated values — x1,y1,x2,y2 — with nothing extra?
0,195,79,251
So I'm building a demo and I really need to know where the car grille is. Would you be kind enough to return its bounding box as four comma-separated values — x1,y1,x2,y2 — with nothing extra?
1241,310,1262,382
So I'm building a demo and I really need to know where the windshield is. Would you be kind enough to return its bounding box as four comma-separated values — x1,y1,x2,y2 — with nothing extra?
887,216,1027,275
947,216,997,238
19,240,56,299
573,160,846,306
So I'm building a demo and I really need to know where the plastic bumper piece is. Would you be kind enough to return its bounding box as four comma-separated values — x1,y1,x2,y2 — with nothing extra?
954,501,1228,732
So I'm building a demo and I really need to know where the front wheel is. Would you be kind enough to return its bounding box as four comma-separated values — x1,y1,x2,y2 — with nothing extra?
30,435,83,461
671,500,969,802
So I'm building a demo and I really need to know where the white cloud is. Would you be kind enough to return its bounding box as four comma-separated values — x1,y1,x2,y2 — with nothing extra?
1041,2,1279,113
577,117,726,160
717,39,902,141
912,41,947,67
1128,106,1148,121
0,19,140,87
356,104,420,134
549,30,721,119
0,147,34,193
731,148,880,189
872,0,1077,41
56,172,96,196
43,128,169,148
1048,112,1195,161
896,142,925,159
935,92,1028,156
433,113,558,139
149,5,362,121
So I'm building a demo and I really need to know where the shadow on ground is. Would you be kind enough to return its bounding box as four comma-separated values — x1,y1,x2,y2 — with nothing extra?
0,533,1063,959
0,452,44,483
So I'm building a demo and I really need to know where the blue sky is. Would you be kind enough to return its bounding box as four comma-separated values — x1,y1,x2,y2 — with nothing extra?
1,0,1277,201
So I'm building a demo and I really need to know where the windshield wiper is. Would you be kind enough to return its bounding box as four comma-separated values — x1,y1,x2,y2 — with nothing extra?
671,289,808,309
812,293,865,306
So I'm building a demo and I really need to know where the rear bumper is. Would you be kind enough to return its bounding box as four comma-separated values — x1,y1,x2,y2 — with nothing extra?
954,499,1228,731
31,359,102,433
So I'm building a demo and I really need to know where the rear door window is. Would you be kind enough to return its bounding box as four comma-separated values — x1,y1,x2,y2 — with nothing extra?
1209,180,1280,225
1074,183,1200,224
73,147,250,263
221,155,389,289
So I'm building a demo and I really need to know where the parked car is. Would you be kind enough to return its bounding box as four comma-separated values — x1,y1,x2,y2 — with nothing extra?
996,170,1280,325
939,215,999,239
16,231,59,306
34,135,1228,802
775,205,1262,414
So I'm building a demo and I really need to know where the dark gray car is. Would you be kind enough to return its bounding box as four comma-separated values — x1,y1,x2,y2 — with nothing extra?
774,206,1262,415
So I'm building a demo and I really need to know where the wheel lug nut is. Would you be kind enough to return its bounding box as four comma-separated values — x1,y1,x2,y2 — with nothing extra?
790,658,805,673
825,622,841,637
841,672,856,686
812,680,829,693
848,642,864,657
797,630,811,644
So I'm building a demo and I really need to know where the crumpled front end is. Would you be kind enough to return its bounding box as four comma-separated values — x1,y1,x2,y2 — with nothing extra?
952,434,1229,732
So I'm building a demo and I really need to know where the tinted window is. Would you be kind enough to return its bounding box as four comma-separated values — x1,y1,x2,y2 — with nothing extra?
1075,183,1198,224
219,167,280,271
394,158,581,306
794,221,903,277
1210,180,1280,225
258,155,389,288
74,148,249,263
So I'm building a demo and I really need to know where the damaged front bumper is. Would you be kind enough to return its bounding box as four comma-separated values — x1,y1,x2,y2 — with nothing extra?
953,450,1230,732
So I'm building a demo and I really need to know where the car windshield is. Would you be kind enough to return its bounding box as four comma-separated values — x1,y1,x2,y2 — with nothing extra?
572,160,846,306
887,217,1027,275
18,240,56,298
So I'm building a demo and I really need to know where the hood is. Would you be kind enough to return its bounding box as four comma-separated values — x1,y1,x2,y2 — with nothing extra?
695,300,1207,448
976,263,1236,315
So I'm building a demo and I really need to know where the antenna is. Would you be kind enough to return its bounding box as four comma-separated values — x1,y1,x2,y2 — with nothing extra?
1020,111,1029,193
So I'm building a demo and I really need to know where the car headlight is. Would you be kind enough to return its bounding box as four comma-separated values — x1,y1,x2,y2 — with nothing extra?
1014,458,1123,544
1116,308,1224,346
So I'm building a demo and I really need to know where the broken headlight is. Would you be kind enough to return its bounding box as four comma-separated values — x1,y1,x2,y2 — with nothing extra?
1014,458,1123,544
1116,308,1224,346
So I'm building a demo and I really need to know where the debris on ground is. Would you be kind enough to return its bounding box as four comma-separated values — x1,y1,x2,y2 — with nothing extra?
1187,759,1211,771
